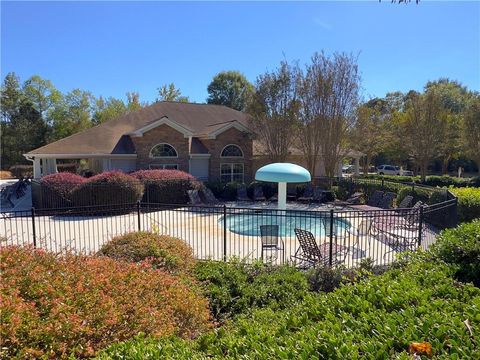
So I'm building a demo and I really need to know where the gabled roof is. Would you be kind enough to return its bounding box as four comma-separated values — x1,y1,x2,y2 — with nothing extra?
26,102,251,156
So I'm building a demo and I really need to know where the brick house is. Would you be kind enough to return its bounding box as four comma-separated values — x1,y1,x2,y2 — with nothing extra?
24,102,254,182
25,101,363,180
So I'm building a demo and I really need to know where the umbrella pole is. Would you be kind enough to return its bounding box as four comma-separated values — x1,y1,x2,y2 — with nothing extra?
278,182,287,211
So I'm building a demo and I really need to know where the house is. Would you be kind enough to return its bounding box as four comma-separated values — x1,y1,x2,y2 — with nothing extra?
24,101,363,180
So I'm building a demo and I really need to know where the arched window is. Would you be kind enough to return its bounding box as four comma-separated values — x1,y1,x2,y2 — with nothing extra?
221,144,243,158
150,143,178,158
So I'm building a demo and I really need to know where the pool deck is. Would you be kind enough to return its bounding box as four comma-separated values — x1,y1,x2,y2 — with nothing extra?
0,201,437,267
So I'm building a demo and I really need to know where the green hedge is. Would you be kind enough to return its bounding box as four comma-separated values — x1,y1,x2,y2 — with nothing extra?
98,259,480,359
363,174,480,188
450,187,480,223
431,220,480,286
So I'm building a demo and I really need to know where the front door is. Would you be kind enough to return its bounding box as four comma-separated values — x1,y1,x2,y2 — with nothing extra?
189,158,209,181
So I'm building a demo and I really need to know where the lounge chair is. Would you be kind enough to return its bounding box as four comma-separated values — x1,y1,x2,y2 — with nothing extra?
330,191,364,208
287,186,298,201
367,190,385,207
253,186,267,201
379,230,419,260
292,228,347,268
201,188,221,205
187,189,203,206
378,192,396,209
312,187,327,203
236,185,250,201
259,225,284,264
298,185,314,203
396,195,414,209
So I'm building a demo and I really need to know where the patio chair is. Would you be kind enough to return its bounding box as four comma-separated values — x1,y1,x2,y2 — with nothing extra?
236,185,250,201
201,187,221,205
0,185,15,208
330,191,364,208
292,228,347,268
378,192,396,209
187,189,203,206
253,186,267,201
298,185,314,203
259,225,284,264
367,190,384,207
396,195,414,209
379,231,419,260
312,187,327,203
287,186,298,201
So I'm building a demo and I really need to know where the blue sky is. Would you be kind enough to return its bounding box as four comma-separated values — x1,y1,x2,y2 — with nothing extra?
2,1,479,104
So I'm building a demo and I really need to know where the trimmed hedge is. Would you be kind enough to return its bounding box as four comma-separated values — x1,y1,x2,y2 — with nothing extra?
99,258,480,359
451,187,480,223
98,232,195,275
0,246,211,359
363,174,480,188
431,220,480,286
71,171,144,207
40,172,86,200
132,169,201,204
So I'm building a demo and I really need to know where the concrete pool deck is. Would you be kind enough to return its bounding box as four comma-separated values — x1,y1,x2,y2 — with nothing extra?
0,201,437,267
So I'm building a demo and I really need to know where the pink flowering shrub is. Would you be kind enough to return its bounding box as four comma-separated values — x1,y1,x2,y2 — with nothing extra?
131,169,202,204
40,172,86,198
71,171,144,206
0,246,211,359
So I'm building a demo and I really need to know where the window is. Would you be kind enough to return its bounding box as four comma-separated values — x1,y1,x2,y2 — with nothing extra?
149,164,179,170
221,163,244,183
150,143,178,158
221,144,243,158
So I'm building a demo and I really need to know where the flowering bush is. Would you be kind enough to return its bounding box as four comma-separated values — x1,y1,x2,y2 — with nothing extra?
0,246,211,359
71,171,144,206
98,232,195,275
40,172,86,198
131,169,202,204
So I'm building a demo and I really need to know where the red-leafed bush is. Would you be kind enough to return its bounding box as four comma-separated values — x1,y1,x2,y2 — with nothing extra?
40,172,86,198
0,246,211,359
71,171,144,206
98,231,195,275
131,169,202,204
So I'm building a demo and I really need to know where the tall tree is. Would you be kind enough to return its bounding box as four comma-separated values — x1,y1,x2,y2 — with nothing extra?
22,75,62,125
402,90,448,181
207,71,254,111
248,61,300,162
297,52,360,177
463,96,480,173
156,83,189,102
92,96,128,125
126,92,144,111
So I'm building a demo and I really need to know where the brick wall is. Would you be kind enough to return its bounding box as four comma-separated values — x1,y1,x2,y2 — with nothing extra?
202,128,253,182
131,124,189,171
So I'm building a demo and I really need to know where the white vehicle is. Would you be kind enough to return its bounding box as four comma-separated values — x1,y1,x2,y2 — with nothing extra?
376,164,412,176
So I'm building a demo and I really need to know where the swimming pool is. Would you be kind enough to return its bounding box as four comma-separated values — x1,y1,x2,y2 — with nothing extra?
220,210,351,237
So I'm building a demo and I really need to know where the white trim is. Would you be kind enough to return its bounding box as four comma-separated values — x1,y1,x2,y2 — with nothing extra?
23,153,137,159
189,154,211,159
128,116,194,138
220,144,244,158
202,121,251,139
148,164,179,170
149,143,179,159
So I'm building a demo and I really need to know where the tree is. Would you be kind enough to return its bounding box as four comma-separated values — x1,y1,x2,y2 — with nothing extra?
92,96,128,125
297,52,360,177
349,103,385,174
402,90,448,181
248,61,300,162
126,92,144,111
463,96,480,173
156,83,189,102
207,71,254,111
22,75,62,125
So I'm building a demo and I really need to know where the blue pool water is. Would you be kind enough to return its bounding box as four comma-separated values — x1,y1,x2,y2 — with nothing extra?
220,211,351,237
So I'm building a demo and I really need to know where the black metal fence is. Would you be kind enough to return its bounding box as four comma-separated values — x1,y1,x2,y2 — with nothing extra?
1,196,456,267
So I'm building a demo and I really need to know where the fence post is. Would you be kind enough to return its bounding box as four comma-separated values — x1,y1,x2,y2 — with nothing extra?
136,201,141,231
381,177,384,191
417,205,424,247
223,205,227,262
31,207,37,248
329,209,334,267
411,182,415,195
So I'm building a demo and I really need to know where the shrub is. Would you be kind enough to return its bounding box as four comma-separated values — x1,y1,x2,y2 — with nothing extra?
431,220,480,286
98,231,195,275
132,169,201,204
0,246,211,359
71,171,144,206
0,170,13,179
451,187,480,223
396,186,431,205
194,261,309,321
247,181,276,199
9,164,33,178
100,259,480,359
40,172,86,199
